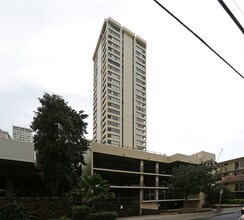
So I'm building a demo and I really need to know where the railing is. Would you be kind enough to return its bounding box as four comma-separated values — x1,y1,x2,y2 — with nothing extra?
91,140,166,156
221,174,244,183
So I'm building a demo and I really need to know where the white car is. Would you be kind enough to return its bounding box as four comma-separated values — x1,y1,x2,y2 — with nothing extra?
240,215,244,220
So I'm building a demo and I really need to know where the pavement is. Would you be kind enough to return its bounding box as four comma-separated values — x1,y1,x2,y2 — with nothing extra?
118,207,241,220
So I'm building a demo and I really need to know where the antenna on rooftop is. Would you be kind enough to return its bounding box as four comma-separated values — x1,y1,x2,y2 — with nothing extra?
217,148,223,162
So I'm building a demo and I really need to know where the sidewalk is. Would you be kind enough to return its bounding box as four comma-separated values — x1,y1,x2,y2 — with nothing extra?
118,207,240,220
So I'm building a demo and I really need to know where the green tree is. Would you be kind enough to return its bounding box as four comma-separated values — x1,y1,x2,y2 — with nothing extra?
205,184,235,204
31,93,89,196
72,173,115,210
169,160,219,207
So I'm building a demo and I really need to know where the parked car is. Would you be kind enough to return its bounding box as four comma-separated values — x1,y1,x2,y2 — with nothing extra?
241,204,244,215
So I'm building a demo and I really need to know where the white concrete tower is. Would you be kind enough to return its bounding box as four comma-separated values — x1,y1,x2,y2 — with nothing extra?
93,18,146,150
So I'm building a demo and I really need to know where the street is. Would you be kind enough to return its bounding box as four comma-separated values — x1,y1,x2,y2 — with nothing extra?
196,212,241,220
119,207,242,220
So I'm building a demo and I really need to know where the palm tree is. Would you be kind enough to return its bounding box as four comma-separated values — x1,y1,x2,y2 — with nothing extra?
73,173,114,210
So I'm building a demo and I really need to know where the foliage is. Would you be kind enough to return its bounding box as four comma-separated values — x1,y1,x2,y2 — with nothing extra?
85,211,118,220
31,93,89,196
0,202,36,220
222,199,244,204
49,217,72,220
72,173,115,210
205,185,235,204
72,205,91,220
169,160,219,203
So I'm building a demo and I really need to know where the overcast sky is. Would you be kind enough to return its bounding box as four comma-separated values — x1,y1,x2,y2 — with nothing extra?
1,0,244,162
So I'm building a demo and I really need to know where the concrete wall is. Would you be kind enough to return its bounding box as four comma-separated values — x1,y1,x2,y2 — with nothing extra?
0,138,34,162
122,30,134,148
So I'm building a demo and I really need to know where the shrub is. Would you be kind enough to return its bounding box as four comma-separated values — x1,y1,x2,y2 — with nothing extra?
0,202,36,220
85,211,118,220
72,205,91,220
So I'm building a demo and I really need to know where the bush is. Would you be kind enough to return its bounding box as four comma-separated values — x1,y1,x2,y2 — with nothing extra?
72,205,91,220
222,199,244,204
0,202,36,220
47,217,72,220
85,211,118,220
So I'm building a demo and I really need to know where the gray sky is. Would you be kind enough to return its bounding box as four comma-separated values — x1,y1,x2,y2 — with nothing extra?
1,0,244,162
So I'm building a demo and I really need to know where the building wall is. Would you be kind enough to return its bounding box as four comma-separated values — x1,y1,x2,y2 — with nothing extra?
84,142,214,214
0,129,11,139
12,125,32,143
123,30,134,148
0,138,34,163
218,157,244,198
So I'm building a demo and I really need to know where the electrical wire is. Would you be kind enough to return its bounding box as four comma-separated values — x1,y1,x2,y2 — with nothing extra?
218,0,244,34
153,0,244,79
232,0,244,17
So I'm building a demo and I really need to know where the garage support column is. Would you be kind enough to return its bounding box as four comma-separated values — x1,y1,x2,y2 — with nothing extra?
6,177,13,197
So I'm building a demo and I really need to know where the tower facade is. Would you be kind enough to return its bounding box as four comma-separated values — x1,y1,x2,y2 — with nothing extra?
12,125,33,143
93,18,146,150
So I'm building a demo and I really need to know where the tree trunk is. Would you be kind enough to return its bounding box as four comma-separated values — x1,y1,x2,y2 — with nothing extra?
184,195,188,209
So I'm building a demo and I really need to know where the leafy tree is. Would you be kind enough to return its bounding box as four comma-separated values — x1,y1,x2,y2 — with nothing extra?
169,160,219,207
72,173,115,210
31,93,89,196
205,184,235,204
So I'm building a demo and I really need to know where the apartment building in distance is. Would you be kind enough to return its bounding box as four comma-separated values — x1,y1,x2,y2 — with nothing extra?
93,17,146,150
12,125,33,143
218,157,244,199
0,129,11,139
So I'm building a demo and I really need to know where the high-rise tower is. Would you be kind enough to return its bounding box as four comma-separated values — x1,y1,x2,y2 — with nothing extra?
93,18,146,150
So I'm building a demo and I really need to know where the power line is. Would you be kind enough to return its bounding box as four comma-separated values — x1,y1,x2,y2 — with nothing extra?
153,0,244,79
232,0,244,17
218,0,244,34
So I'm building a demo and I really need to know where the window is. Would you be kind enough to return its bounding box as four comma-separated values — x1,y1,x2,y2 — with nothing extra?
143,189,155,200
107,139,120,146
136,106,146,113
108,71,120,80
108,83,120,91
108,77,120,86
108,41,120,50
108,35,120,44
136,62,145,70
108,46,120,56
108,89,120,97
136,67,145,75
136,45,145,54
108,52,120,62
136,73,146,81
108,96,120,104
108,59,120,68
108,134,120,140
108,28,120,38
108,23,120,32
108,64,120,73
108,127,120,133
108,120,120,127
108,102,120,109
235,182,244,191
108,108,120,116
108,114,120,121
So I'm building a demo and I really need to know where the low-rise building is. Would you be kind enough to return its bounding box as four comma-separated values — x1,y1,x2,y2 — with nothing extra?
83,142,215,216
0,129,11,139
218,157,244,199
0,138,41,197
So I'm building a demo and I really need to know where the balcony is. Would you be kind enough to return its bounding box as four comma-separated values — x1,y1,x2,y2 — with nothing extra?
222,174,244,183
